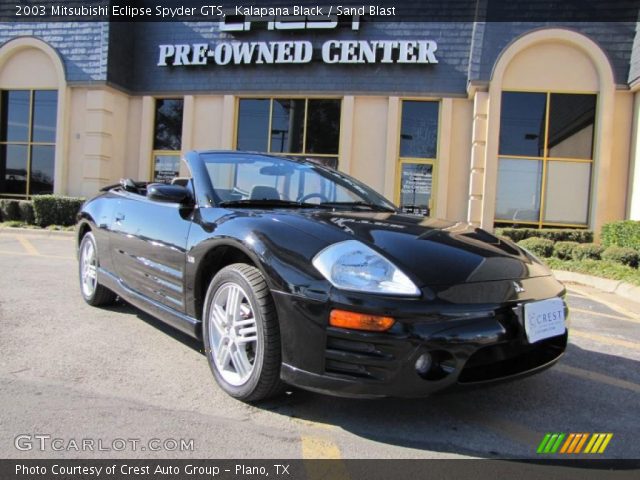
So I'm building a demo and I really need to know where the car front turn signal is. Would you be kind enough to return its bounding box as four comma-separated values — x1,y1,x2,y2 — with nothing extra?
329,310,395,332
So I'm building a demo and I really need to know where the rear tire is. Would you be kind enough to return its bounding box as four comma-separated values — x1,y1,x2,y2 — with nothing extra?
203,263,284,402
79,231,117,306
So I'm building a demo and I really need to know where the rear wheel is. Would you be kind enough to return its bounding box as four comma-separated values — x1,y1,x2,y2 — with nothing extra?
79,232,117,306
203,263,284,402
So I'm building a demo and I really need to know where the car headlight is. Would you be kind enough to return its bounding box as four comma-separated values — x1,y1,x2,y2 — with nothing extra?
312,240,420,296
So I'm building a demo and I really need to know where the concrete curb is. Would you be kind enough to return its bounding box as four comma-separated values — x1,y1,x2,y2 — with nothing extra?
553,269,640,304
0,226,75,238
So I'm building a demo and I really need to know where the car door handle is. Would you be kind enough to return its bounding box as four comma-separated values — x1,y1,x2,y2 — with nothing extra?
115,213,125,223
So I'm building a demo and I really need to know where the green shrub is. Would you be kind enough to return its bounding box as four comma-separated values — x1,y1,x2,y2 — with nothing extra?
496,227,592,244
602,246,639,268
32,195,85,227
18,200,34,224
553,241,579,260
601,220,640,251
573,243,604,261
0,199,21,221
545,258,640,286
517,237,554,258
2,220,25,228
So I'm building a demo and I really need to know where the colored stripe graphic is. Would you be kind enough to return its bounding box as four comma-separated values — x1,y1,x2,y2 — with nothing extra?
598,434,613,453
560,434,575,453
550,433,565,453
537,433,552,454
538,433,613,454
585,433,614,454
574,433,589,453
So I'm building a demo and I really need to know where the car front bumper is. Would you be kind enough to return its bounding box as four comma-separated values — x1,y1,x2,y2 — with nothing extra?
272,279,568,398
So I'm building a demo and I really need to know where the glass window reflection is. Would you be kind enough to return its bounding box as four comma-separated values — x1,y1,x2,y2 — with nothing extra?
270,99,304,153
237,99,269,152
496,158,543,222
544,161,591,224
153,99,183,150
236,98,342,162
400,101,439,159
30,145,55,195
547,94,595,159
0,144,28,194
306,99,340,154
32,91,58,143
1,90,59,197
1,91,30,142
499,92,546,157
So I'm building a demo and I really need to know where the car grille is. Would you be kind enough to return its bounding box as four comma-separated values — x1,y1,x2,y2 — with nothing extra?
324,328,407,381
458,334,567,383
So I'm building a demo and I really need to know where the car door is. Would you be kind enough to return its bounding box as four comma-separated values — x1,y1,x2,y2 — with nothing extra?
109,190,193,313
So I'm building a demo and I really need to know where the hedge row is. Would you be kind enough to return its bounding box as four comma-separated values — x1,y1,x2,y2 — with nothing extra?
517,237,554,258
0,199,32,223
601,246,639,268
496,227,593,243
601,220,640,252
0,196,85,227
517,237,639,268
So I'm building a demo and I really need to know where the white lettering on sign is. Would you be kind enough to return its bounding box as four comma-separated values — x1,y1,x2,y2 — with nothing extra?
157,40,438,67
219,13,359,32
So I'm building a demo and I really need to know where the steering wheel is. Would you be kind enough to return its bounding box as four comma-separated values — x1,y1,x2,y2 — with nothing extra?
298,192,330,204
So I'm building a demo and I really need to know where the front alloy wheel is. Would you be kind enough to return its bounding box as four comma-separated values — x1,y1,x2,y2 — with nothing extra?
78,232,116,306
203,263,283,401
210,282,258,386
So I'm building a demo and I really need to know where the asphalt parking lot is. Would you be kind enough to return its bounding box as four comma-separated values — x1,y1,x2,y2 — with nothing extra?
0,230,639,460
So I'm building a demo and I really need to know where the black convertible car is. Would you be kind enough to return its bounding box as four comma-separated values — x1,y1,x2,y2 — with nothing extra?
77,151,568,401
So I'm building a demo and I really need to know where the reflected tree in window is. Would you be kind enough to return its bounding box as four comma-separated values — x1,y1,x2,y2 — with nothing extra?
153,99,184,151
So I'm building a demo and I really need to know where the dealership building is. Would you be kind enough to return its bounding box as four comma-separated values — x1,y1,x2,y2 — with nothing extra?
2,11,640,232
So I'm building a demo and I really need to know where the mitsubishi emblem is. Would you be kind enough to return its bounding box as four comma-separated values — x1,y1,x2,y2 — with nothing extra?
513,281,525,293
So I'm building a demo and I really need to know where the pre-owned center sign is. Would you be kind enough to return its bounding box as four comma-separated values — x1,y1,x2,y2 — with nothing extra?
157,40,439,66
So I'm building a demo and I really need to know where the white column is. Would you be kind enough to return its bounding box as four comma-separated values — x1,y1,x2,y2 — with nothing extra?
435,98,453,219
383,96,400,201
82,90,114,197
338,95,354,174
137,96,155,180
467,91,488,227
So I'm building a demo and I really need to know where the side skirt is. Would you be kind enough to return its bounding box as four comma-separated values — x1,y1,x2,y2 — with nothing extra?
99,267,202,339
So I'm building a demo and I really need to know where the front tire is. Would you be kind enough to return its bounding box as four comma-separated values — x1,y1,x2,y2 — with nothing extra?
78,231,117,306
203,263,283,402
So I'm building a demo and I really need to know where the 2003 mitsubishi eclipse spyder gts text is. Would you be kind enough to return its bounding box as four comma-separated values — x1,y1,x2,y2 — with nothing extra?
76,151,568,401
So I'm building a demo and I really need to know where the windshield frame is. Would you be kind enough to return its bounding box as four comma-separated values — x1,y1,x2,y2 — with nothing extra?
198,152,398,212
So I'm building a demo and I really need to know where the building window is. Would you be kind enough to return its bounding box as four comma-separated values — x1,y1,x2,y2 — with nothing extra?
496,91,596,227
152,98,183,182
397,100,439,216
0,90,57,197
236,98,341,169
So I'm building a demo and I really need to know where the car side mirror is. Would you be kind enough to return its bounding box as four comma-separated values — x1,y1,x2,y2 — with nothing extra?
147,183,193,205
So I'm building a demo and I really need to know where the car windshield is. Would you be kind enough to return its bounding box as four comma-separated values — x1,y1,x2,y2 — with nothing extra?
201,153,397,211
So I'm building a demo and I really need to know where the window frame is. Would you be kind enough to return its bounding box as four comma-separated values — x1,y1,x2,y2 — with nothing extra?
495,89,598,229
0,89,58,198
233,95,342,167
150,97,184,182
394,98,441,216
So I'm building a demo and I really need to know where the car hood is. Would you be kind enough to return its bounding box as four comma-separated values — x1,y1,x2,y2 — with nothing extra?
271,210,550,287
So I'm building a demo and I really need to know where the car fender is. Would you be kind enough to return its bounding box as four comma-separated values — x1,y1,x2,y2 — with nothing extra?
76,193,117,273
185,212,332,320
